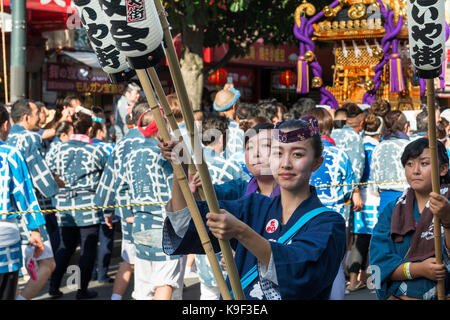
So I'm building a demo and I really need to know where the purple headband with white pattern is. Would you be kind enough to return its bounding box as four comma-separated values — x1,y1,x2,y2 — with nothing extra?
272,116,320,143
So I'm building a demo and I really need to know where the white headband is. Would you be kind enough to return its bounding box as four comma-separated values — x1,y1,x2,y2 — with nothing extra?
75,105,93,116
365,116,384,136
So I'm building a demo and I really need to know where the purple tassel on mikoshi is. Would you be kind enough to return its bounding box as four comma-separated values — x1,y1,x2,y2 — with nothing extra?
297,56,309,94
389,53,405,92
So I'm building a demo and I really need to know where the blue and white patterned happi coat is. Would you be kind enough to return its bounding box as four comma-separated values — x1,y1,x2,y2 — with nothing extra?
176,121,247,177
223,119,245,161
203,147,250,184
7,124,59,204
195,146,250,287
92,139,115,158
330,125,365,184
46,139,107,227
310,139,355,223
0,142,45,273
94,128,145,242
91,140,116,223
44,137,63,217
368,137,410,194
174,122,194,155
45,137,62,161
121,137,180,261
7,124,59,242
353,136,380,234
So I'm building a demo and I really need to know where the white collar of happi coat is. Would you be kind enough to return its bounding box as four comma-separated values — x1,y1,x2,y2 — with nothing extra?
70,134,93,144
363,135,379,146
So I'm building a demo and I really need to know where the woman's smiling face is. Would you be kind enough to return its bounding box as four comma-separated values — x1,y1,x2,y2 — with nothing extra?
269,137,323,192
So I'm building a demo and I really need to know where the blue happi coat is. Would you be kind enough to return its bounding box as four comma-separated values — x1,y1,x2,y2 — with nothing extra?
0,142,45,273
330,125,365,184
203,147,250,184
175,122,192,154
213,179,250,200
176,120,248,176
195,147,249,287
163,187,346,300
223,119,244,161
120,137,179,261
92,139,115,158
310,139,355,222
368,136,410,194
46,137,107,227
7,124,59,242
353,136,380,234
45,137,62,160
94,128,145,242
7,124,59,203
89,139,116,225
369,196,450,300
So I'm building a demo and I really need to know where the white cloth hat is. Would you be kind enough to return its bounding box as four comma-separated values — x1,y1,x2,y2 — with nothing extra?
75,105,93,116
441,108,450,123
357,104,371,111
316,104,331,111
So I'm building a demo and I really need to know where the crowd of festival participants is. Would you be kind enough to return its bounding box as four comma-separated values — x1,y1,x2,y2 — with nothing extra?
0,82,450,301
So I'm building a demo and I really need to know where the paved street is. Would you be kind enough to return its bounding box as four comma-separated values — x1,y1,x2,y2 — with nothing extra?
19,227,377,301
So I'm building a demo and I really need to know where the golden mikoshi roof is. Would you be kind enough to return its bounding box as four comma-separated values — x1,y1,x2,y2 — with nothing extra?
295,0,408,41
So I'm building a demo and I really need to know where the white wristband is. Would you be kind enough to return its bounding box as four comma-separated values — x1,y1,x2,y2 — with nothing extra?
406,262,413,280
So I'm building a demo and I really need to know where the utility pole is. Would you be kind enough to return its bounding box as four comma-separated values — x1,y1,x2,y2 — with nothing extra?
10,0,26,103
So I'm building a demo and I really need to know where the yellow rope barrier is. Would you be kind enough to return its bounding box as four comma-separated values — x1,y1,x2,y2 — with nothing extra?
0,179,408,216
0,202,167,216
313,179,407,189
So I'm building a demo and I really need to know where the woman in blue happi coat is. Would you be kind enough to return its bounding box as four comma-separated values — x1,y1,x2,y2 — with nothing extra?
304,109,355,300
45,120,74,166
189,120,280,201
0,104,46,299
369,138,450,300
369,110,410,214
47,111,108,299
43,121,73,258
89,107,116,283
347,113,383,293
90,107,115,158
188,119,278,299
160,118,346,300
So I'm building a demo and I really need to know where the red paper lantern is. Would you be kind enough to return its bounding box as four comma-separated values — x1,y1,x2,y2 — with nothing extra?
208,68,228,85
279,70,297,87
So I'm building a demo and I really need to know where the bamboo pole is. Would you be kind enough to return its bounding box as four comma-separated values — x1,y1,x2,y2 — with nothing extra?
0,0,8,104
135,68,232,300
146,67,206,200
154,0,245,300
426,78,445,300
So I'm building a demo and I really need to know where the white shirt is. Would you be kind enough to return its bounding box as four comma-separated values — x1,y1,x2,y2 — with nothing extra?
0,218,20,248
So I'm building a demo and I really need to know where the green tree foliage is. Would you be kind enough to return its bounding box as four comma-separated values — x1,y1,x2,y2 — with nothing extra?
162,0,327,109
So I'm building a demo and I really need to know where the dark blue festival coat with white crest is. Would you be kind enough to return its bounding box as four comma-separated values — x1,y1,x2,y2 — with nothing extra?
163,187,346,300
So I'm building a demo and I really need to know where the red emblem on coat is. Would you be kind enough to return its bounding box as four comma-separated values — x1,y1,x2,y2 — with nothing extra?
265,219,279,233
